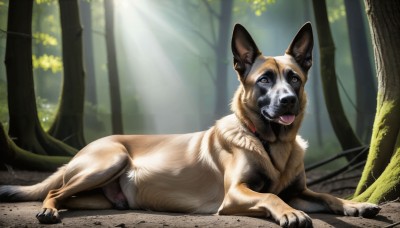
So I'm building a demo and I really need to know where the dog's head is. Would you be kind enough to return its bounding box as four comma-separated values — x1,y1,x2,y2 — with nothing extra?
232,23,313,127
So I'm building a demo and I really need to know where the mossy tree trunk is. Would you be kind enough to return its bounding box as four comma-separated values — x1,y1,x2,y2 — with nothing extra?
104,0,124,134
5,0,76,157
48,0,86,149
312,0,362,160
353,0,400,203
0,123,71,171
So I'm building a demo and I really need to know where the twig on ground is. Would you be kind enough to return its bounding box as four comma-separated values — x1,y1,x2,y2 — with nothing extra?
321,174,361,186
305,146,367,172
307,150,368,186
384,221,400,228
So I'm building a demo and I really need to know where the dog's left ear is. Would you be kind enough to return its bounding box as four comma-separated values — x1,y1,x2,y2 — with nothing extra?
286,22,313,73
232,24,262,79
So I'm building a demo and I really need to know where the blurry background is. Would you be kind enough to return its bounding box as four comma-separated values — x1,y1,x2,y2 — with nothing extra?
0,0,376,168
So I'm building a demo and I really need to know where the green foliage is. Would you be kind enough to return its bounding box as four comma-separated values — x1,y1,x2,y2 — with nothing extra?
35,0,56,5
37,97,57,131
33,32,58,46
327,0,346,23
32,54,63,73
0,84,57,132
245,0,276,16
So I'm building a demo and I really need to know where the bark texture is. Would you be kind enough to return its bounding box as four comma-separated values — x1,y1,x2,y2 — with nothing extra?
48,0,86,149
312,0,362,159
5,0,76,157
353,0,400,203
0,123,70,171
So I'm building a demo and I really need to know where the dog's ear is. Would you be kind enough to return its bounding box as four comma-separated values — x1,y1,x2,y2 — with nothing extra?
286,22,313,73
232,24,261,79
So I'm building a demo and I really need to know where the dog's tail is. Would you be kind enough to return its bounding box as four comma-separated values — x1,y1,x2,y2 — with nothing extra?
0,165,66,202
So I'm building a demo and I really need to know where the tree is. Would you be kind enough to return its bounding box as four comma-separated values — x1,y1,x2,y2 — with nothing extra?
104,0,124,134
181,0,234,121
213,0,233,119
5,0,76,157
80,0,98,108
344,0,376,142
353,0,400,203
48,0,86,149
312,0,362,160
0,123,70,171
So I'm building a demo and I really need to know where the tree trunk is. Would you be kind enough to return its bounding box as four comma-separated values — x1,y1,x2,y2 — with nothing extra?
214,0,233,119
304,0,323,146
0,123,70,171
80,0,103,130
33,2,46,99
80,0,97,107
104,0,123,134
344,0,377,143
48,0,86,149
312,0,362,160
5,0,76,157
353,0,400,203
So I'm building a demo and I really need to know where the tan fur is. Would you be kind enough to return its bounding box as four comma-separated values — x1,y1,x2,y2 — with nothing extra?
0,23,379,227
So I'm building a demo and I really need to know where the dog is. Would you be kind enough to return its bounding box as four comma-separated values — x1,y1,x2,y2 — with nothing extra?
0,23,380,227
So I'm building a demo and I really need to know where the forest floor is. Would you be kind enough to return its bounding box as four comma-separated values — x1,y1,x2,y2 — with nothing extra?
0,170,399,228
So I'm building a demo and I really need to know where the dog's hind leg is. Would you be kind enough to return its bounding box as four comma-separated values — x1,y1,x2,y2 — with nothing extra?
36,146,130,224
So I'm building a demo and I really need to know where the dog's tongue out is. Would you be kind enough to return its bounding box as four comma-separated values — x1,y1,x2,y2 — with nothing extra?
278,115,295,125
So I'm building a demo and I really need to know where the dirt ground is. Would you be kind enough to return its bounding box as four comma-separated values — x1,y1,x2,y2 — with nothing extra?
0,170,399,228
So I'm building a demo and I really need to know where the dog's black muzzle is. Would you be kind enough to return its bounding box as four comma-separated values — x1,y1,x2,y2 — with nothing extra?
260,93,299,125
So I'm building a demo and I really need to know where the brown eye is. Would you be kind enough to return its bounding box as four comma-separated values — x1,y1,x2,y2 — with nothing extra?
259,77,270,84
291,77,299,83
287,70,300,84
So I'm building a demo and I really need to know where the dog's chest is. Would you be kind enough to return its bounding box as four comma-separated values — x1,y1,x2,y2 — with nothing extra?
246,143,304,195
246,165,300,195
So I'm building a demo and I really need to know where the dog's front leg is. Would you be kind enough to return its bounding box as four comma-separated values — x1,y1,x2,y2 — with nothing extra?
218,183,313,227
287,188,380,218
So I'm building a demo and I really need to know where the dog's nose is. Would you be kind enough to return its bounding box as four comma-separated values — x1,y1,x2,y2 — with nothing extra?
279,95,297,106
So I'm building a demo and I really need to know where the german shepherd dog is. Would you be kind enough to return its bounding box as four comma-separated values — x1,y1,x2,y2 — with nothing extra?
0,23,380,227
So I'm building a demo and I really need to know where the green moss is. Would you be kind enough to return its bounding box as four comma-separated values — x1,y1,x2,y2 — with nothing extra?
354,140,400,203
354,97,400,196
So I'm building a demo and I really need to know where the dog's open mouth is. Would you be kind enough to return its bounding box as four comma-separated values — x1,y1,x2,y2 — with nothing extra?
261,109,296,126
275,114,295,125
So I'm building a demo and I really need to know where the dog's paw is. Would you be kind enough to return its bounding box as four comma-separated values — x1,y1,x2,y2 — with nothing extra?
278,209,313,228
36,208,61,224
343,202,381,218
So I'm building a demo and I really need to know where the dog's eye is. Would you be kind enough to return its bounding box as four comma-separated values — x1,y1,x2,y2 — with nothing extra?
291,76,299,83
259,77,270,84
287,71,300,84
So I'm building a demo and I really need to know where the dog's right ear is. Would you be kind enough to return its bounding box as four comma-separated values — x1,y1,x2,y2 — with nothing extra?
231,24,261,79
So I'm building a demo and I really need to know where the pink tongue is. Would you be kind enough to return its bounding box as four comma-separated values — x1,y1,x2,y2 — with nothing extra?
279,115,295,125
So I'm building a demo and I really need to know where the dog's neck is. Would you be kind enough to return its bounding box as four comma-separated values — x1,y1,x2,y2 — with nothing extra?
232,86,306,143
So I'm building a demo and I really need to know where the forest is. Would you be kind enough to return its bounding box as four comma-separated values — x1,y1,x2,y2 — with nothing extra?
0,0,399,219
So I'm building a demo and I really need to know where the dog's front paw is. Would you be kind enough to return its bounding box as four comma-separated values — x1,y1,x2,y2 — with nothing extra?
278,209,313,228
343,202,381,218
36,208,61,224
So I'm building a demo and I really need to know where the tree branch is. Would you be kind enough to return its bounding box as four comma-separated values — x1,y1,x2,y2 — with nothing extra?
305,146,367,172
307,149,368,187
